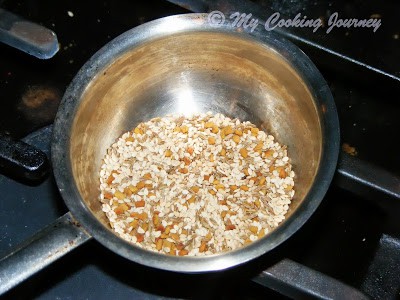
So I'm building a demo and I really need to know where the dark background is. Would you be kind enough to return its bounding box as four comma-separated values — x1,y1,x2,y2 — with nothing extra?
0,1,399,299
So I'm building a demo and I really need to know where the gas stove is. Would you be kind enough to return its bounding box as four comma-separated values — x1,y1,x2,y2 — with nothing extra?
0,1,399,299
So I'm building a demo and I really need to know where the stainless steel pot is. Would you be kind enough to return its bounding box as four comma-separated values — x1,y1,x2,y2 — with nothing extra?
0,13,339,294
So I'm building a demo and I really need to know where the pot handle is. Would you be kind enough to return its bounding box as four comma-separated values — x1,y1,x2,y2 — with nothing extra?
0,212,92,295
0,133,50,183
0,8,59,59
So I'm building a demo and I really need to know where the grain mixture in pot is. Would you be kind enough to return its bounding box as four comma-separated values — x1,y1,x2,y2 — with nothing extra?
99,113,295,256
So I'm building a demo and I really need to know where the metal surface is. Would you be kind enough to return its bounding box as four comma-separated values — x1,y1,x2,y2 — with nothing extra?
51,13,339,272
0,8,59,59
0,133,49,183
253,259,369,299
0,212,91,295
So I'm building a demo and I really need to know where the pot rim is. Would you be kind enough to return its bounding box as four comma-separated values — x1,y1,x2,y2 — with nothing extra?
51,13,340,272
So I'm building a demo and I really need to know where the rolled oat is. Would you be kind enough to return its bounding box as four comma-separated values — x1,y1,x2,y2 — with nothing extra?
99,112,295,256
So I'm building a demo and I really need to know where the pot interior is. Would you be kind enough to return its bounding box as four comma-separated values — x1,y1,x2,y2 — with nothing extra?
70,31,322,237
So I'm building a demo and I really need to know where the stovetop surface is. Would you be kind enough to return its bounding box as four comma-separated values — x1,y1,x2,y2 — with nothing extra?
0,0,399,299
